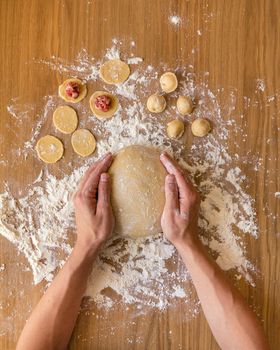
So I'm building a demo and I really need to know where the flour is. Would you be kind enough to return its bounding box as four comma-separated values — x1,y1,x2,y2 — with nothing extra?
169,15,181,26
1,45,259,313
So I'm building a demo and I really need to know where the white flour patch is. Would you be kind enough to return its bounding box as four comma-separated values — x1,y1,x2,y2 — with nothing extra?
1,46,259,313
275,192,280,199
169,15,181,26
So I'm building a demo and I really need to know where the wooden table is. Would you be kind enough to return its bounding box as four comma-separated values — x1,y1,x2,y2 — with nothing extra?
0,0,279,349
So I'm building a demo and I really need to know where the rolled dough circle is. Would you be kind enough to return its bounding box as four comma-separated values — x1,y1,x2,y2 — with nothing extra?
53,105,78,134
71,129,96,157
36,135,64,163
99,59,130,84
58,78,87,103
109,145,167,238
89,91,119,119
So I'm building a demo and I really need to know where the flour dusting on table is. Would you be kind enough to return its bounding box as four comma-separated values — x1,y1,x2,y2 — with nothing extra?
1,43,259,313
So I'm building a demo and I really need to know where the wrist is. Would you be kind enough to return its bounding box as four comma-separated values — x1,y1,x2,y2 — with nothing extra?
173,233,201,253
74,238,103,261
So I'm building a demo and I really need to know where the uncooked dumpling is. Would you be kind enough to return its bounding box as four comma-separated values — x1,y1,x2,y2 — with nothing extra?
58,78,87,103
109,145,167,238
177,95,193,115
160,72,178,93
191,118,211,137
89,91,119,119
167,119,185,139
146,94,166,113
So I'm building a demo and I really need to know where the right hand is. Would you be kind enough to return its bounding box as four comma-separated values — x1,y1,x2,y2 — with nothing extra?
160,152,201,248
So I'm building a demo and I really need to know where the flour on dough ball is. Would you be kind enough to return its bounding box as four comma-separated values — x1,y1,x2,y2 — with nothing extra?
166,119,185,139
147,94,166,113
177,95,193,115
191,118,211,137
109,145,167,238
160,72,178,93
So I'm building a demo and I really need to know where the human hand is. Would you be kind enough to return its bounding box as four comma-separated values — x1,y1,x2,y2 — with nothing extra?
160,152,200,248
73,153,115,254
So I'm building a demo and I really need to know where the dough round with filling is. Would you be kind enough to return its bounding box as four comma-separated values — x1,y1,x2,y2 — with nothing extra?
99,59,130,84
160,72,178,93
89,91,119,119
167,119,185,139
109,145,167,238
36,135,64,163
58,78,87,103
53,106,78,134
147,94,166,113
177,96,193,115
71,129,96,157
191,118,211,137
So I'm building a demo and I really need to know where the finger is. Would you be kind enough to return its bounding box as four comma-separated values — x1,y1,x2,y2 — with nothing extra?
96,173,111,215
78,153,112,192
164,174,179,212
160,152,194,214
81,155,113,212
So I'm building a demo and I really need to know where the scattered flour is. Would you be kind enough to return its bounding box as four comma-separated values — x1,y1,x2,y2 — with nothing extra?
275,192,280,199
169,15,181,26
1,45,259,313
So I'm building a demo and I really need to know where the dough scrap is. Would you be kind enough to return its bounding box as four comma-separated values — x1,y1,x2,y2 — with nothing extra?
109,145,167,238
177,95,193,115
89,91,119,119
36,135,64,163
167,119,185,139
99,59,130,84
146,94,166,113
53,106,78,134
58,78,87,103
191,118,211,137
71,129,96,157
160,72,178,93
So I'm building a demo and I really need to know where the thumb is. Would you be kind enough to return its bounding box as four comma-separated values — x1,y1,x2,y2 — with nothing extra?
97,173,111,214
164,174,179,212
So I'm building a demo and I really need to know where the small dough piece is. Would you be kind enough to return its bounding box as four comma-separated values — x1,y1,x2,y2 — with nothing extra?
89,91,119,119
191,118,211,137
53,106,78,134
177,96,193,115
167,119,185,139
99,59,130,84
58,78,87,103
109,145,167,238
147,94,166,113
160,72,178,93
71,129,96,157
36,135,64,163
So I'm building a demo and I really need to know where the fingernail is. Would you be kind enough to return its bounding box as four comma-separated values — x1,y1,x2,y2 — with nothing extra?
101,173,109,181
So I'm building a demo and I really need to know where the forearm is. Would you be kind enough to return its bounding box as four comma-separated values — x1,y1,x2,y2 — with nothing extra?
176,236,268,350
17,241,101,350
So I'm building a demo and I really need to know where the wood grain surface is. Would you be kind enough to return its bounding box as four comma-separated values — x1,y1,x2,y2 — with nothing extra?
0,0,279,349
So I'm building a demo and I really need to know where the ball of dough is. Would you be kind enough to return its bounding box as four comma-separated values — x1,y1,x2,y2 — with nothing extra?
146,94,166,113
167,119,185,139
191,118,211,137
53,106,78,134
177,96,193,115
160,72,178,93
99,59,130,84
71,129,96,157
58,78,87,103
36,135,64,163
109,145,167,238
89,91,119,119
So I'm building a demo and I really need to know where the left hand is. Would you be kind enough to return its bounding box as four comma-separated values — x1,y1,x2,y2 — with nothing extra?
73,153,115,253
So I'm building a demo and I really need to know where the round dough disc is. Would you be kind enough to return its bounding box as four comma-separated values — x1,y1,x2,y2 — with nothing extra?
109,145,167,238
71,129,96,157
89,91,119,119
99,59,130,84
58,78,87,103
36,135,64,163
53,105,78,134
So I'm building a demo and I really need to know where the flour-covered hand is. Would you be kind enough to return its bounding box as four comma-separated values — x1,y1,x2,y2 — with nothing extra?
73,153,115,253
160,152,200,247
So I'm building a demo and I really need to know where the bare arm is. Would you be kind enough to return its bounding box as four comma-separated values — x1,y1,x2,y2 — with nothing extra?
160,152,269,350
17,153,114,350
